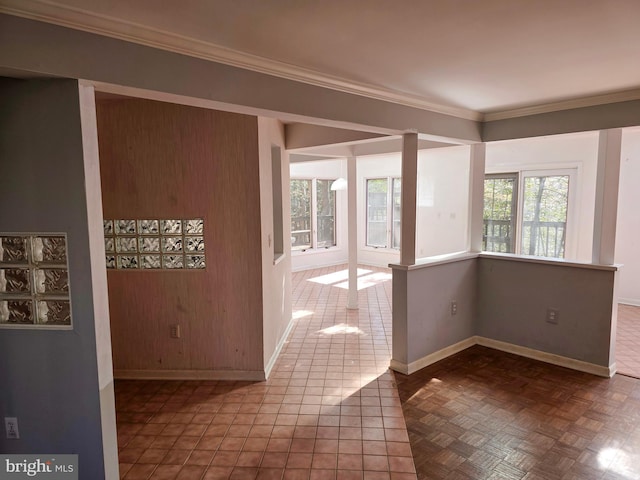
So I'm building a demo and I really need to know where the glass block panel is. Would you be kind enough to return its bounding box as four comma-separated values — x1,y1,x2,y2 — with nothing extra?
140,255,161,269
138,220,159,235
115,219,137,235
103,220,114,235
185,236,205,252
184,219,204,234
162,237,183,252
161,219,182,235
33,236,67,264
0,236,29,264
0,300,34,324
117,255,138,269
104,237,115,253
105,255,115,269
162,255,184,269
186,255,206,269
37,300,71,325
0,268,31,293
139,237,160,253
34,268,69,294
116,237,138,253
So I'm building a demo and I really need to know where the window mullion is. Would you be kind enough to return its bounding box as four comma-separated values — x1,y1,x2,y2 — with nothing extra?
387,177,393,248
311,179,318,249
515,171,525,255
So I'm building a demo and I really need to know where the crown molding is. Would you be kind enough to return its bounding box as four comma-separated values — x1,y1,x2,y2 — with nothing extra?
484,88,640,122
0,0,483,121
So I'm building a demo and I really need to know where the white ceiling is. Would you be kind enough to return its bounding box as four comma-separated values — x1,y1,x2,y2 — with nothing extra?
4,0,640,117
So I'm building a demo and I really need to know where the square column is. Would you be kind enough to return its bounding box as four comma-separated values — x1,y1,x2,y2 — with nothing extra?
593,129,622,265
400,133,418,266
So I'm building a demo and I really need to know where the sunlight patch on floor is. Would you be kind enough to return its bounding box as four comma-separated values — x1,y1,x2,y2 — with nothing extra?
306,268,372,285
317,323,365,336
334,271,393,290
292,309,314,319
598,447,638,479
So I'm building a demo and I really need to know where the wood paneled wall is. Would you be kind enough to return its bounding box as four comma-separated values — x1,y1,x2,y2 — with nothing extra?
96,98,264,375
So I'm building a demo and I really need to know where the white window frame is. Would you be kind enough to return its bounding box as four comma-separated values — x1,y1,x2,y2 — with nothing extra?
290,177,337,253
364,177,401,251
484,168,578,259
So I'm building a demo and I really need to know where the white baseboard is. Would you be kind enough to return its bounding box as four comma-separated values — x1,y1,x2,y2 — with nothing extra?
390,336,614,378
264,316,295,379
114,369,266,381
390,337,476,375
475,336,614,378
618,298,640,307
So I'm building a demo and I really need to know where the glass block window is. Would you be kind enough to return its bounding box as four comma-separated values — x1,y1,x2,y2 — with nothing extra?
0,234,72,328
104,219,205,270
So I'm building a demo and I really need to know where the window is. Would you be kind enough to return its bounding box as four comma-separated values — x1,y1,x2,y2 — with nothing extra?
366,177,401,249
483,174,518,253
483,170,573,258
290,178,336,251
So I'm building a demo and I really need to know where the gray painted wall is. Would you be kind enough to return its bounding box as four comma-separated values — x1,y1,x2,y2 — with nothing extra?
393,255,616,371
477,257,616,367
394,259,477,366
0,78,106,477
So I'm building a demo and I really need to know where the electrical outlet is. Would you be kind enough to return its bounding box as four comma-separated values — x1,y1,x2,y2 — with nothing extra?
546,308,559,324
170,324,181,339
5,417,19,439
451,301,458,316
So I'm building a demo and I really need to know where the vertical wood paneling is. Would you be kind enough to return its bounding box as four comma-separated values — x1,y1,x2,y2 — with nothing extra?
96,98,263,372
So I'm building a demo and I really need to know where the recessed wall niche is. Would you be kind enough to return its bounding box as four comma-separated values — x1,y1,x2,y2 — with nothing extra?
104,219,206,270
0,234,72,328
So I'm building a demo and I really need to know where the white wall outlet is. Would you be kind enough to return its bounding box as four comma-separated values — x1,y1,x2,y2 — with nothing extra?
170,324,181,339
5,417,19,439
547,308,559,324
451,301,458,316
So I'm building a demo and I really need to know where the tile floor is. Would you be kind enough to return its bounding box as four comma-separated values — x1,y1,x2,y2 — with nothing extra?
615,304,640,378
116,265,416,479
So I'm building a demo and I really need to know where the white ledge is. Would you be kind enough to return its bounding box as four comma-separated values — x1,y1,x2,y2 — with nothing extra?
389,251,478,271
273,253,286,266
479,252,620,271
390,251,620,272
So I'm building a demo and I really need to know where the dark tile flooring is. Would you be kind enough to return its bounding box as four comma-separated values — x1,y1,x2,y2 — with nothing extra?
395,345,640,480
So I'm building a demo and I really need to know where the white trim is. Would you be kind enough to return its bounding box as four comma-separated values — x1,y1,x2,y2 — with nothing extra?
114,369,266,381
272,253,286,266
484,89,640,122
475,336,614,378
390,336,614,378
264,316,295,380
0,0,481,122
619,298,640,307
390,337,476,375
479,252,619,272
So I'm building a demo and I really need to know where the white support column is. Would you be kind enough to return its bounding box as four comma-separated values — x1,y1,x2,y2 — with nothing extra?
468,143,486,252
400,133,418,266
593,129,623,265
347,155,358,310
